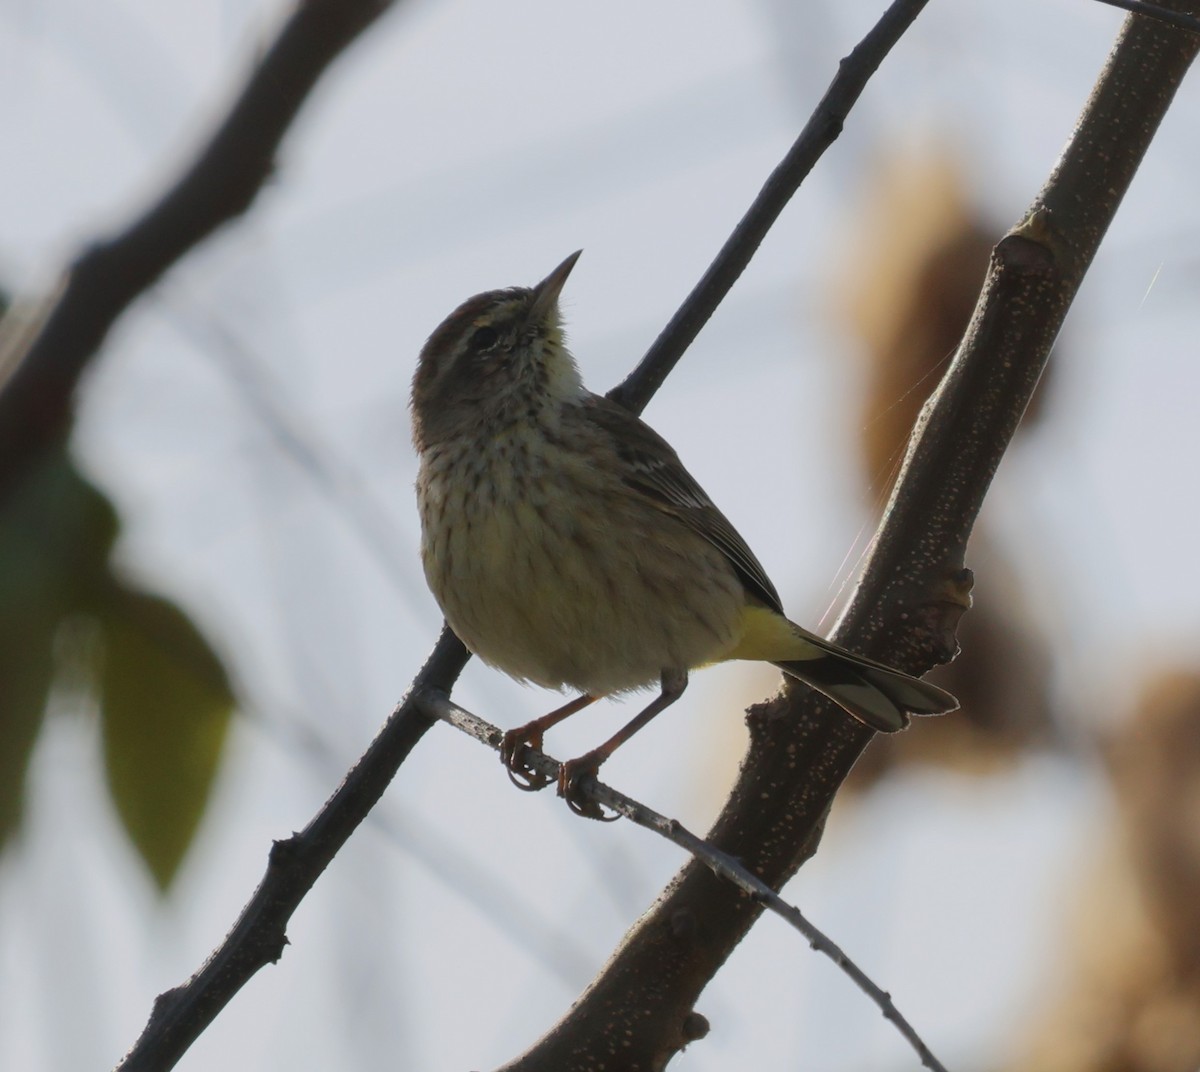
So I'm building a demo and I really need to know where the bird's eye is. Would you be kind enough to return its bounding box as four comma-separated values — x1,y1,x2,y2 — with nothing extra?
470,325,499,352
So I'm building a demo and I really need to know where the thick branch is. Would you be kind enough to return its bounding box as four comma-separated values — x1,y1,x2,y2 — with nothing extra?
500,8,1200,1072
0,0,395,498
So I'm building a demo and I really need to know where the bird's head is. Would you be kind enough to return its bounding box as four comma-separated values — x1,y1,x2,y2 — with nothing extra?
411,251,584,451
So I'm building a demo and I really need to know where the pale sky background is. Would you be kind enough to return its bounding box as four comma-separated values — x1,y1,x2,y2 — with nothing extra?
2,1,1199,1070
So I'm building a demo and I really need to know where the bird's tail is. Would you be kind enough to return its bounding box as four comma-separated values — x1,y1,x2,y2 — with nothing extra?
773,626,957,734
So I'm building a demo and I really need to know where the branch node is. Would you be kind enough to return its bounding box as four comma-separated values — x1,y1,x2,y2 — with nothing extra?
998,224,1060,274
680,1012,710,1044
150,987,185,1021
268,836,300,868
924,564,974,665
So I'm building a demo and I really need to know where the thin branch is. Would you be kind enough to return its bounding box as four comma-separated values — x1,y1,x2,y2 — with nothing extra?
243,696,598,985
608,0,932,414
1090,0,1200,32
113,628,467,1072
601,0,1200,420
422,691,950,1072
0,0,396,499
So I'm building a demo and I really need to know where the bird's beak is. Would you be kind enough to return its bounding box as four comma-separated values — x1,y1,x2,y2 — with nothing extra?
530,250,582,320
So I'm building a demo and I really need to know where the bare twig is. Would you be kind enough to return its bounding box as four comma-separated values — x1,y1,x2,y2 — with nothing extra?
243,695,597,985
1090,0,1200,32
113,628,467,1072
0,0,396,498
608,0,932,414
422,691,950,1072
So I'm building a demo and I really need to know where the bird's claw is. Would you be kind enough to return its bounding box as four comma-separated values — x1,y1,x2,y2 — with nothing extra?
559,757,619,822
500,730,552,791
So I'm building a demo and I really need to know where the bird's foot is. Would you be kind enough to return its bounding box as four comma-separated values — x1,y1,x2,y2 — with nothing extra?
559,753,620,822
499,727,552,791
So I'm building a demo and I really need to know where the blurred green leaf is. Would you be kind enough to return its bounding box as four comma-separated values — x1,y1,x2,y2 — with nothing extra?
0,617,53,844
1,448,236,882
0,449,119,847
0,448,119,615
99,585,234,891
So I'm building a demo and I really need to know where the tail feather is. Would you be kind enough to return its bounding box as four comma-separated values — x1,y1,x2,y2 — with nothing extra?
773,633,957,734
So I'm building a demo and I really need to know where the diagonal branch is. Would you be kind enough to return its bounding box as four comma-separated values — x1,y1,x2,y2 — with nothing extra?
498,5,1200,1071
113,628,468,1072
423,690,950,1072
608,0,932,415
0,0,397,499
1090,0,1200,31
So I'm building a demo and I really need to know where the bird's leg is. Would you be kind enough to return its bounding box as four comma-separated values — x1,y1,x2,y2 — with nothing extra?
561,669,688,820
501,693,597,791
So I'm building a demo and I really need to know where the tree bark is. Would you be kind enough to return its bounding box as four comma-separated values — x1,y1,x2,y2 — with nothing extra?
498,7,1200,1070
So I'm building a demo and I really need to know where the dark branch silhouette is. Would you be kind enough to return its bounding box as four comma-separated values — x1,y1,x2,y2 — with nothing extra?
1090,0,1200,31
0,0,396,500
114,629,467,1072
609,0,932,415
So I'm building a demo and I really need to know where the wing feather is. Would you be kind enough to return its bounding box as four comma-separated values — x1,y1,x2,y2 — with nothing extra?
582,395,784,614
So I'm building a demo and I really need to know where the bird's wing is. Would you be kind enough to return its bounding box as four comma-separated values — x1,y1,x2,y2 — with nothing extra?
582,394,785,615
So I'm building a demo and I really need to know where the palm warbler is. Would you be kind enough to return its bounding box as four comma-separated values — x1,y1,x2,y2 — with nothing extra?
412,252,956,813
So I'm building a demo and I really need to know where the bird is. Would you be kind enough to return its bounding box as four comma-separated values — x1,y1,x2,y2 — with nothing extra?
411,251,957,816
